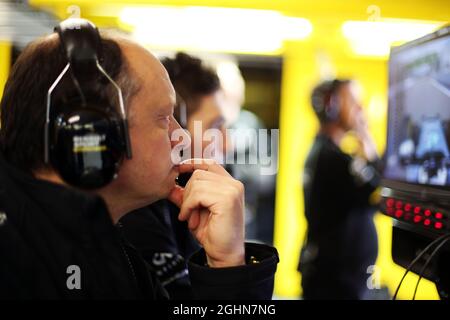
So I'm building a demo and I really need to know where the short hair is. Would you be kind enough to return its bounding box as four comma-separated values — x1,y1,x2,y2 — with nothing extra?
161,52,220,119
310,79,351,123
0,35,139,174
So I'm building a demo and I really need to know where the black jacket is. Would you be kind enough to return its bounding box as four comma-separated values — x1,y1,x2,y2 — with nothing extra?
299,134,379,299
119,202,200,299
0,153,279,299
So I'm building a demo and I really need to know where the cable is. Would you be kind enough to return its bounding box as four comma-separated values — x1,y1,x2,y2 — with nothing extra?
393,232,450,300
412,234,450,300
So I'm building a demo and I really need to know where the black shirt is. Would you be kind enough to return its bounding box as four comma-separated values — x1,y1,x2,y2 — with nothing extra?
299,133,380,299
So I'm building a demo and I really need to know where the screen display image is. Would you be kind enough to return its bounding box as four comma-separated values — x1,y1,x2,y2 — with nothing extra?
384,32,450,187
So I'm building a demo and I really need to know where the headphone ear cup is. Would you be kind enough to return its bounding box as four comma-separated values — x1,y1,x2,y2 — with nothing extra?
50,105,125,189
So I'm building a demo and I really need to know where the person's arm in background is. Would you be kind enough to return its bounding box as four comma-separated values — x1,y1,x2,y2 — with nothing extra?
345,109,382,207
354,108,379,163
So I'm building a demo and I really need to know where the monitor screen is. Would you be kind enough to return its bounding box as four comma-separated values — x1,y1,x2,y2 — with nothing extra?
384,28,450,187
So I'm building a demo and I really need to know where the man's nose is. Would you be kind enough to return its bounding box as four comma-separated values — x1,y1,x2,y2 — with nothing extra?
169,115,191,148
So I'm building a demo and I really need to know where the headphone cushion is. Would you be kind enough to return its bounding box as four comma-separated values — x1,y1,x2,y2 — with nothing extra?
51,106,125,189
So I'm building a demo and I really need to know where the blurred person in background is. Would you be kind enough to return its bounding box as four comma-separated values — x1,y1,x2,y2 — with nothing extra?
298,79,380,300
217,61,277,244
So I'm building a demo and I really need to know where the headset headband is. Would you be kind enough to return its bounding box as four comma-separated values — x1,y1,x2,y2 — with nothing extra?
55,18,101,69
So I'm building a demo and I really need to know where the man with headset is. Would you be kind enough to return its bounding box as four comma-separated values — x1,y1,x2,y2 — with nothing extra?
298,79,380,299
0,19,278,299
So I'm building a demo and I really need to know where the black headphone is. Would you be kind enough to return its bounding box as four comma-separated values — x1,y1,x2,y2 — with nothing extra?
45,18,132,189
311,79,344,123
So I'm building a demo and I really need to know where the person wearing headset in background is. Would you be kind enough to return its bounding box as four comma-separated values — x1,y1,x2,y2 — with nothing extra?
119,52,233,299
298,79,380,300
0,19,278,299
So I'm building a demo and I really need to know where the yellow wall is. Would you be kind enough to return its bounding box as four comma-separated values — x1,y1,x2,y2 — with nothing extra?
0,41,11,101
275,40,318,297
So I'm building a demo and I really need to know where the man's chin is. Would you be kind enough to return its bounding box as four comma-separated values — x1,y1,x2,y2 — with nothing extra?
147,182,176,206
151,168,179,201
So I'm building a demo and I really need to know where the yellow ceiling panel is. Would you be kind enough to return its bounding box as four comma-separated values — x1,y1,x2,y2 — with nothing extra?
29,0,450,22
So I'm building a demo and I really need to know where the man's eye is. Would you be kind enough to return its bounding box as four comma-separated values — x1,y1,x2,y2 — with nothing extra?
160,116,170,125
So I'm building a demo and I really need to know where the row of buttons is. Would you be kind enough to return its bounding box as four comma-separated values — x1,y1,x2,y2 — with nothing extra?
384,198,447,231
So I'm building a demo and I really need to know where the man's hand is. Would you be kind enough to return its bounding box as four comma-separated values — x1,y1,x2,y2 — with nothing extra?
168,159,245,268
354,109,378,161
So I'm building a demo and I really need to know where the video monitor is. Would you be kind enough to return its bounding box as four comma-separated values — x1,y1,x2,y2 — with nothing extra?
382,28,450,289
384,27,450,187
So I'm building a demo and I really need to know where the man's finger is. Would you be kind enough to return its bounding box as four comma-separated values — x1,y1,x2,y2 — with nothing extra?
189,208,210,236
188,209,201,230
189,169,228,182
167,185,184,207
169,172,231,209
178,187,218,221
178,158,230,177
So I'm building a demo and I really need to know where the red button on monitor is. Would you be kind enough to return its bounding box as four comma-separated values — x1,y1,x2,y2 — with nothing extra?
413,215,422,223
414,207,421,214
404,204,412,212
435,222,443,230
424,219,431,226
387,208,394,215
424,210,432,217
386,198,395,208
395,210,403,218
396,201,403,209
435,212,443,219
